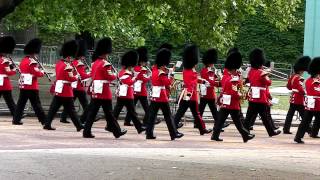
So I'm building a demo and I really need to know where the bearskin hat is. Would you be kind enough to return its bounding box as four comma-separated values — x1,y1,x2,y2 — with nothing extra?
136,46,148,63
202,48,218,65
91,52,98,63
308,57,320,77
76,39,88,58
182,44,199,69
121,50,138,67
294,56,311,73
159,43,173,50
0,36,16,54
264,60,271,68
24,38,42,55
95,37,112,56
249,48,265,68
225,51,242,70
227,47,239,56
156,48,171,67
60,40,78,58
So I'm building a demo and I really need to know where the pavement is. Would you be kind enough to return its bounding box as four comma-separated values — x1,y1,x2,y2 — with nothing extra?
0,116,319,180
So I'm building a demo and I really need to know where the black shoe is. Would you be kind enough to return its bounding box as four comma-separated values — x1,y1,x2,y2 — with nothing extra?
12,121,23,125
294,138,304,144
211,136,223,141
249,126,253,130
115,129,127,138
283,131,292,134
171,132,184,140
221,129,225,132
155,119,161,125
146,135,156,139
193,124,198,129
77,125,84,132
137,126,146,134
269,130,281,137
223,122,230,128
43,125,56,130
310,135,320,138
124,122,133,126
177,122,184,129
200,129,213,135
243,134,255,143
60,119,70,124
83,133,95,138
274,126,280,130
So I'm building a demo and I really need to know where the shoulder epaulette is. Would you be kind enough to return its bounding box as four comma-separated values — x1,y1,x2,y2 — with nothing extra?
1,57,10,64
29,58,38,65
103,61,111,67
64,63,73,70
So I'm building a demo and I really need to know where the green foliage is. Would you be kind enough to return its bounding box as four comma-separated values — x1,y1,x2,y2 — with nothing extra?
2,0,302,53
234,4,305,64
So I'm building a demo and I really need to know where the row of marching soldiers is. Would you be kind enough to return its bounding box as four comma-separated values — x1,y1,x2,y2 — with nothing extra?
0,35,319,143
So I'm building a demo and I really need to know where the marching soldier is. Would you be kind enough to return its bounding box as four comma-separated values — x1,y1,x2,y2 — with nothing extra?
211,51,254,142
0,36,17,117
294,57,320,143
60,39,91,124
174,44,212,135
83,37,127,138
12,38,47,125
124,47,150,126
112,50,146,134
283,56,311,134
244,48,281,137
199,48,220,125
43,40,83,131
146,48,184,140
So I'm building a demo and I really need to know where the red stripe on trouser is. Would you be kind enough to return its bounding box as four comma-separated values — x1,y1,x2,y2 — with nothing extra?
195,99,206,129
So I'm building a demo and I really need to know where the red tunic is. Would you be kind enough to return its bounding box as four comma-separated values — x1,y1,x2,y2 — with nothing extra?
288,74,305,105
183,69,204,101
54,59,77,97
200,67,218,99
219,70,241,110
72,59,91,91
117,68,135,100
19,56,44,90
91,58,116,100
304,77,320,111
247,68,271,104
150,65,173,103
133,65,150,97
0,55,16,91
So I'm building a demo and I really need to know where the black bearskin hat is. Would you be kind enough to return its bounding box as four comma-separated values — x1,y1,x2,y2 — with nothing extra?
294,56,311,73
136,46,148,63
182,44,199,69
60,40,78,58
121,50,138,67
308,57,320,77
227,47,239,56
24,38,42,55
76,39,88,58
225,51,242,70
0,36,16,54
202,48,218,65
159,43,173,50
156,48,171,67
264,60,271,68
249,48,265,68
95,37,112,56
91,52,98,63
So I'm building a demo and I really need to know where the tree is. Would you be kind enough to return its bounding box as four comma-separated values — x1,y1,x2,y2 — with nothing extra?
0,0,24,20
2,0,303,52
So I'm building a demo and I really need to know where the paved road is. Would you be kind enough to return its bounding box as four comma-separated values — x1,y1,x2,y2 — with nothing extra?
0,116,319,180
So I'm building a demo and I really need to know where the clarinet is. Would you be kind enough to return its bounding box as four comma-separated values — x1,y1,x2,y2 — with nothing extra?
34,56,52,82
7,56,21,75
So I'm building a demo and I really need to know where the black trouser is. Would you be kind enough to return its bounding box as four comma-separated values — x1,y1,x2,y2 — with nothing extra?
295,110,320,139
199,98,218,122
45,96,82,129
244,102,275,136
83,99,122,136
13,89,46,124
212,108,250,139
248,105,278,130
146,101,177,138
60,90,89,123
0,90,16,116
174,100,206,131
284,103,304,132
113,98,143,132
124,95,149,125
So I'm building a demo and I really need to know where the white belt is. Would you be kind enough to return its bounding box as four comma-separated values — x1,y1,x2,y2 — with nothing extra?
153,86,165,90
292,89,299,93
21,73,33,77
251,86,266,90
58,80,71,84
0,74,8,77
94,80,111,84
306,95,320,99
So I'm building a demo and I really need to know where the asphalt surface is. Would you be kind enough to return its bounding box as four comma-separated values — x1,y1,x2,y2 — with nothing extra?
0,116,319,180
